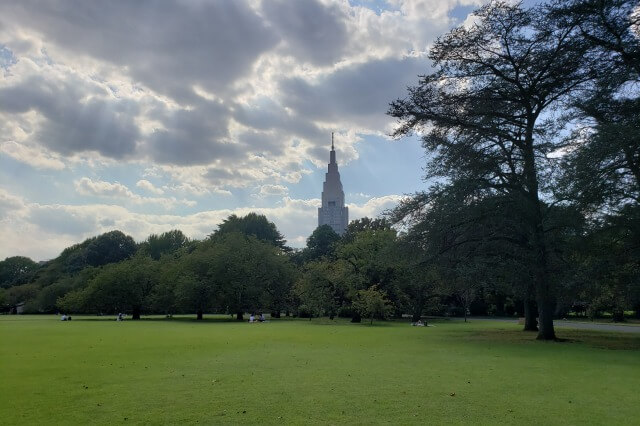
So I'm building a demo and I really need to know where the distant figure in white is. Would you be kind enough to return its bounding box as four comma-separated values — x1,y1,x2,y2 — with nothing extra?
249,314,255,323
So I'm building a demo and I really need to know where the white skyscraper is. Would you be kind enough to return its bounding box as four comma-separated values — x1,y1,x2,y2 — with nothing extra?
318,133,348,235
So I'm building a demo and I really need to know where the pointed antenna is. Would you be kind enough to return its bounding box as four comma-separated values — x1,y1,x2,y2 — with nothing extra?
331,132,334,150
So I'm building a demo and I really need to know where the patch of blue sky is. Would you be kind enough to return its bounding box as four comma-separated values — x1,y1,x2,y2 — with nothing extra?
449,4,478,23
342,134,427,197
289,133,426,202
0,45,17,70
349,0,400,15
0,154,69,205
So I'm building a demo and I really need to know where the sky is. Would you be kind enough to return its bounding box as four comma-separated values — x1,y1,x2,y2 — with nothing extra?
0,0,486,261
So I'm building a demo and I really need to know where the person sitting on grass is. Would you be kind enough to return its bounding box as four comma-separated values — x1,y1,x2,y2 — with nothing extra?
249,314,255,323
259,313,265,322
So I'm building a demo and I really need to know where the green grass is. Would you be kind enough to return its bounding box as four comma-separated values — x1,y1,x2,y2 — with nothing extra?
1,316,639,425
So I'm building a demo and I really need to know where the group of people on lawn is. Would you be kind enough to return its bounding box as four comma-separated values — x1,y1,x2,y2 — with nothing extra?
249,313,266,323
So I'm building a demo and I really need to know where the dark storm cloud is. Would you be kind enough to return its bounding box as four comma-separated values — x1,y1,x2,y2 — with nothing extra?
279,56,431,126
1,0,279,100
233,99,326,143
237,130,285,156
145,100,242,166
0,76,140,158
203,167,258,187
262,0,349,65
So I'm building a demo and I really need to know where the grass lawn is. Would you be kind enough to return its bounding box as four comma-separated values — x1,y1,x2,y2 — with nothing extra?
1,316,639,425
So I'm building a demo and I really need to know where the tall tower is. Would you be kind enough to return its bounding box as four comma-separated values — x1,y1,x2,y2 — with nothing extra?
318,133,348,235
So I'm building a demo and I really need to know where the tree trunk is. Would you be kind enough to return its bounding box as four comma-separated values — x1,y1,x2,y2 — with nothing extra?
635,303,640,319
612,307,625,323
495,294,505,316
536,298,555,340
370,315,374,325
523,298,538,332
132,306,141,320
351,313,361,323
236,311,243,321
412,295,425,323
196,310,203,320
522,119,556,341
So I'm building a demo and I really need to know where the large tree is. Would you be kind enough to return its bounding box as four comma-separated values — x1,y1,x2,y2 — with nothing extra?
0,256,39,289
303,225,341,262
58,255,159,319
388,1,592,339
145,230,189,260
211,213,287,249
555,0,640,213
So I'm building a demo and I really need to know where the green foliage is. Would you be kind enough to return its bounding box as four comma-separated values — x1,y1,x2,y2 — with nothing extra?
572,207,640,321
145,230,189,260
57,255,158,318
164,233,295,319
342,217,391,243
303,225,340,261
0,256,39,288
387,0,617,339
85,230,137,267
5,283,39,307
294,260,342,319
352,285,394,324
0,288,6,310
211,213,287,249
336,228,398,294
554,0,640,214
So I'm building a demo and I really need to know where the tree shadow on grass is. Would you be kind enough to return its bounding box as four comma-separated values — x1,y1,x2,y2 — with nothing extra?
75,315,241,324
466,328,640,350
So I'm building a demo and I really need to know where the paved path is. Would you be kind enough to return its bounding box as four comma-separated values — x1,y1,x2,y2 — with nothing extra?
433,316,640,334
552,320,640,334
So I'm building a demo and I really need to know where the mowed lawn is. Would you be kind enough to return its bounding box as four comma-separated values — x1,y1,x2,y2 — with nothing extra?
1,316,639,425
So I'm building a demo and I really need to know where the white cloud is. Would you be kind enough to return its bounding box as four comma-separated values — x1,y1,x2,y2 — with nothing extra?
348,195,404,220
0,0,478,182
257,184,289,197
136,179,164,195
0,0,483,259
75,177,133,199
0,187,403,260
0,141,66,170
74,177,195,210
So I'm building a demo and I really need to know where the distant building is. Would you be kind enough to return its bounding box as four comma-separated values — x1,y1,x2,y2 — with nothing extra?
318,133,348,235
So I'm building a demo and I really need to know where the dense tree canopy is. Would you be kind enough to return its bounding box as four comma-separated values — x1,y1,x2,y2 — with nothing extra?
0,256,39,289
2,0,638,330
388,0,608,339
211,213,287,249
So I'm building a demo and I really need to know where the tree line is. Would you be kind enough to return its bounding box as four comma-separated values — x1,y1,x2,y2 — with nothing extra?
1,0,638,339
387,0,639,339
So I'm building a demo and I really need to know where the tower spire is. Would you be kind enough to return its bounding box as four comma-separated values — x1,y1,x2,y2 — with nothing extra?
318,131,348,235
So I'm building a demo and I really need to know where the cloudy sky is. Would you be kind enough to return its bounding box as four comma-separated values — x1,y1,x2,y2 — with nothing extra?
0,0,485,261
